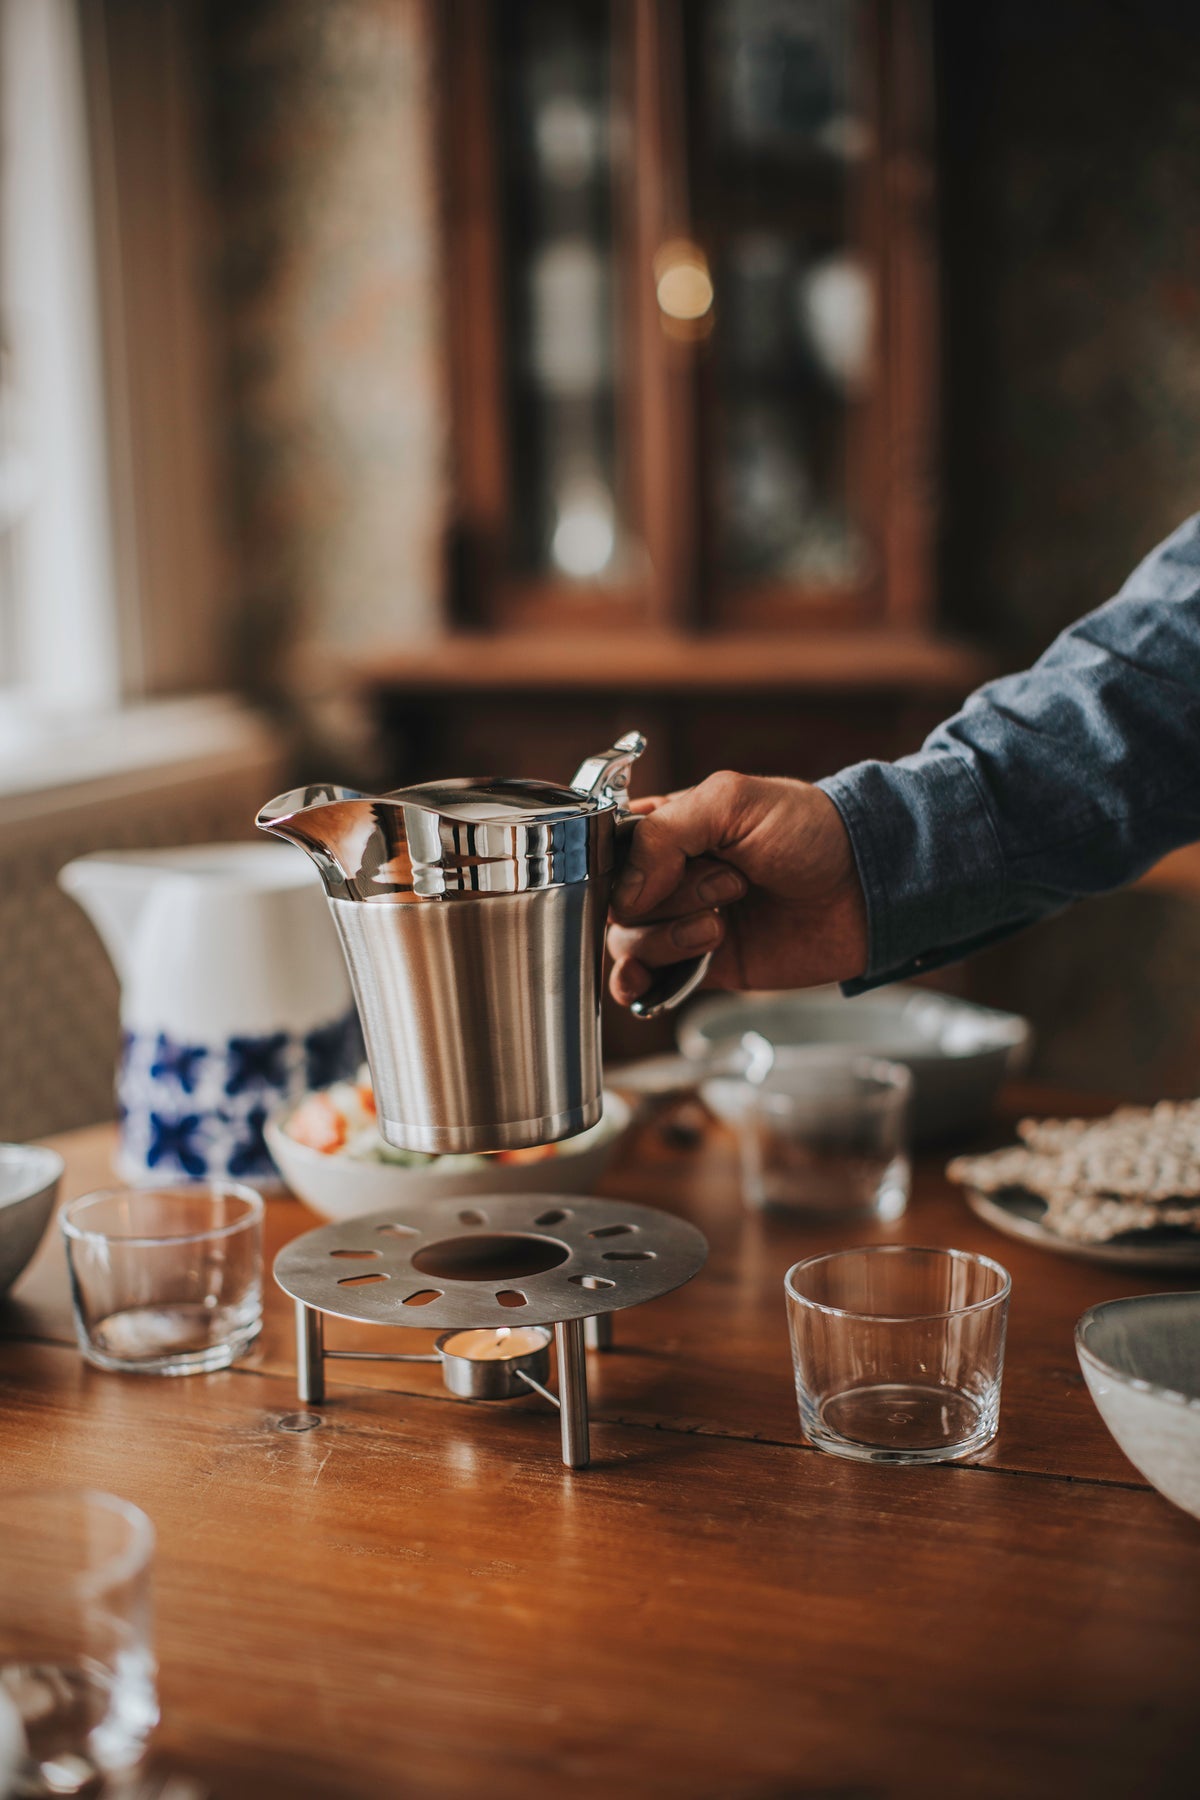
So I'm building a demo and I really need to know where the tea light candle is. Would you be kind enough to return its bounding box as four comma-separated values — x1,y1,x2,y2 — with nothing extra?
441,1327,550,1362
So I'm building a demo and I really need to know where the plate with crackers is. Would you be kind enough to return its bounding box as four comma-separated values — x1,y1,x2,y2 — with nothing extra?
947,1099,1200,1269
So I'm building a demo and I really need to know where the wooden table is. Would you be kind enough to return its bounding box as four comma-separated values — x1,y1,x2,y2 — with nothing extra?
3,1098,1199,1799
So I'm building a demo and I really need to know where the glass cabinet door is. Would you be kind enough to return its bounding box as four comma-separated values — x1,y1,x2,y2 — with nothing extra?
441,0,931,635
686,0,879,618
495,1,629,586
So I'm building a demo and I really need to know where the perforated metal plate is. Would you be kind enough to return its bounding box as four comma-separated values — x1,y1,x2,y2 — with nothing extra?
274,1193,708,1331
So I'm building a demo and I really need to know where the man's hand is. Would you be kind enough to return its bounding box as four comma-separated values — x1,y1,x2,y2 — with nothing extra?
606,771,868,1006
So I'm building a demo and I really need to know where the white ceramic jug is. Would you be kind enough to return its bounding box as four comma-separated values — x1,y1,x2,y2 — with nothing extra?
59,843,360,1185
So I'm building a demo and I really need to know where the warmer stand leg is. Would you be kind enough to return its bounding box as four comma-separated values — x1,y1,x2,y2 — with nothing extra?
584,1314,613,1351
296,1301,325,1405
554,1318,590,1469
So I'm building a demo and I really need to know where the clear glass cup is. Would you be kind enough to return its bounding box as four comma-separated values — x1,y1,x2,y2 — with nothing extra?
785,1245,1011,1463
61,1182,263,1374
739,1043,912,1222
0,1488,158,1786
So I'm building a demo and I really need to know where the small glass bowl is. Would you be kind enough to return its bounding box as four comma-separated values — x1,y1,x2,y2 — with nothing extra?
61,1182,263,1375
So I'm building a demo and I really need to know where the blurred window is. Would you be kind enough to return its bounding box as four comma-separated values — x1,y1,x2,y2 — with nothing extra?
0,0,120,718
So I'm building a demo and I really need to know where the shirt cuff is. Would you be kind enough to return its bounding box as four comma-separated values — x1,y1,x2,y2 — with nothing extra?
817,750,1009,993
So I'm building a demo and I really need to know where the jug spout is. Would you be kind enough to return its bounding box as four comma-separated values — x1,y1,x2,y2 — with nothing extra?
255,785,413,900
58,855,160,986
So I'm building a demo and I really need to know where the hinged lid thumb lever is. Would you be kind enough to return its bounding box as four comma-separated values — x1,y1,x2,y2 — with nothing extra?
569,730,647,809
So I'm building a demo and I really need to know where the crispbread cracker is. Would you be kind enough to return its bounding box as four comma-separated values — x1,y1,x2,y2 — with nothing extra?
1040,1192,1200,1244
946,1097,1200,1243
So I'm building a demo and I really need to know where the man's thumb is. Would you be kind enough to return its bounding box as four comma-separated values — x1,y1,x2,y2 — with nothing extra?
611,772,746,917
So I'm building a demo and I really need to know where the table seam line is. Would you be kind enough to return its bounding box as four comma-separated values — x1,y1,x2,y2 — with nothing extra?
2,1333,1153,1496
230,1354,1157,1494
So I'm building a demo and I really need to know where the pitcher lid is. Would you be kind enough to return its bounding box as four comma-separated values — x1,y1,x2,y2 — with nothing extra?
255,778,611,900
399,777,601,823
256,733,646,901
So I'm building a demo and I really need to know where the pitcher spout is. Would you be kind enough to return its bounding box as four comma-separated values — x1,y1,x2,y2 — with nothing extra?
58,855,160,986
256,785,416,899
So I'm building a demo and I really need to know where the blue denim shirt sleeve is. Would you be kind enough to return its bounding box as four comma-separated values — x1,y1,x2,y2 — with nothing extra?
818,511,1200,995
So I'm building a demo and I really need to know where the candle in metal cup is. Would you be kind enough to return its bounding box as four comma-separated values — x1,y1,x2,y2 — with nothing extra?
441,1327,550,1362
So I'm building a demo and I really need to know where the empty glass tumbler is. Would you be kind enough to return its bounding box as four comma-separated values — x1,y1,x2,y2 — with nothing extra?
740,1043,912,1221
0,1488,158,1786
785,1245,1011,1463
62,1182,263,1374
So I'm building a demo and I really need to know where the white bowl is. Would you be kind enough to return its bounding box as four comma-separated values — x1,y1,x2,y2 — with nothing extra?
0,1144,64,1293
1076,1292,1200,1521
679,985,1031,1144
265,1092,634,1222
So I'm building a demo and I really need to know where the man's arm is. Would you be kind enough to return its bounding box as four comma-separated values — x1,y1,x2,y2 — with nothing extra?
820,511,1200,991
607,512,1200,1005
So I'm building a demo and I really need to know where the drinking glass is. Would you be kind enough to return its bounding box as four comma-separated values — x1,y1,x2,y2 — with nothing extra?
0,1488,158,1786
785,1245,1011,1463
62,1182,263,1374
740,1043,911,1222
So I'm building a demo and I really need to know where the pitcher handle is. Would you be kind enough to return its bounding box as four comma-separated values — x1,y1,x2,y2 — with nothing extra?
613,815,713,1020
629,954,713,1020
574,731,713,1019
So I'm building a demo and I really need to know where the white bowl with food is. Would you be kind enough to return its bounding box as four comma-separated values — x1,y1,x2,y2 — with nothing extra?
1076,1292,1200,1520
0,1143,65,1294
679,985,1031,1144
265,1071,634,1221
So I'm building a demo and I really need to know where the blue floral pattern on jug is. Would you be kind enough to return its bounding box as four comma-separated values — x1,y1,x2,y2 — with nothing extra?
224,1032,292,1097
304,1011,364,1089
147,1112,209,1179
149,1034,208,1095
117,1007,362,1183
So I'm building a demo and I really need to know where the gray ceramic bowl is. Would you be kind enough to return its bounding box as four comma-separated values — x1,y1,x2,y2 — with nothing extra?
678,985,1031,1145
1076,1292,1200,1521
0,1144,64,1294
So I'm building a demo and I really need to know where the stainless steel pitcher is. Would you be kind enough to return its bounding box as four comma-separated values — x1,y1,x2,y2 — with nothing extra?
256,732,710,1153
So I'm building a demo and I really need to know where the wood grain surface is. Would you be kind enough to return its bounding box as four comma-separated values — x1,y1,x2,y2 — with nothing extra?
3,1101,1200,1798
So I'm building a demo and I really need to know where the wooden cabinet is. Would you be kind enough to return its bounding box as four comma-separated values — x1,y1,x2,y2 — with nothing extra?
439,0,937,638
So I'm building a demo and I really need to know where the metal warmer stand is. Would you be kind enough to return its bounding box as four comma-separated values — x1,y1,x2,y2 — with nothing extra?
274,1194,708,1469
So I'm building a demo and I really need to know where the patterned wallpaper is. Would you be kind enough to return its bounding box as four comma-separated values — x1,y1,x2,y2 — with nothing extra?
937,0,1200,658
204,0,446,690
935,0,1200,1095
